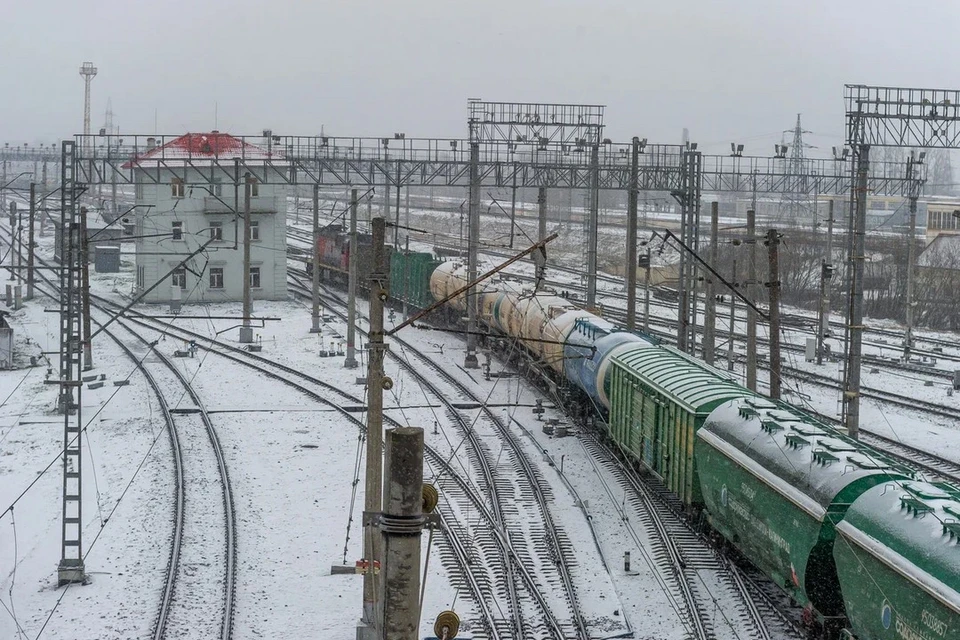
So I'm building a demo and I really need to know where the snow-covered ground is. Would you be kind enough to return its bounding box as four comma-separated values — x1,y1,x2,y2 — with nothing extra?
2,192,959,639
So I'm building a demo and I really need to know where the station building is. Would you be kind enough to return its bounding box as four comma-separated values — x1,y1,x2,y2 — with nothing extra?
125,132,288,304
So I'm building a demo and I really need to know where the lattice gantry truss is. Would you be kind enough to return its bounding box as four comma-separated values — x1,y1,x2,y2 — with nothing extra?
846,84,960,148
468,100,605,148
69,133,920,196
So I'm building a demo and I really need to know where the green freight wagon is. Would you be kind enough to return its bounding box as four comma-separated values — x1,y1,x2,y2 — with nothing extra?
834,480,960,640
391,250,443,311
607,344,753,506
695,399,911,627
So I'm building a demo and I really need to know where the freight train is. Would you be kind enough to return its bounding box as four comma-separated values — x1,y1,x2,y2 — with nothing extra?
306,230,960,640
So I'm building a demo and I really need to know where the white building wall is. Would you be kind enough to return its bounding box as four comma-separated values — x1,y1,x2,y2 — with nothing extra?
134,168,287,303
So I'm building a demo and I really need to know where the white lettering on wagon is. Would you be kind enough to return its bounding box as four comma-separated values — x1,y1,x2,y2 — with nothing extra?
724,494,791,555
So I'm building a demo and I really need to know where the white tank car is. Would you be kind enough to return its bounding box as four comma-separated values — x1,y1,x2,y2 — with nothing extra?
499,291,530,339
479,278,522,331
429,261,469,311
521,295,578,363
542,309,597,375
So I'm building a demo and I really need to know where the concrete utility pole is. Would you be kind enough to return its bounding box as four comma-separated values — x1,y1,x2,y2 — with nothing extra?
844,145,871,440
817,199,835,364
703,202,719,364
643,247,652,333
394,164,401,249
464,141,480,368
379,427,425,640
8,202,16,281
402,236,410,319
79,207,93,370
538,186,547,244
585,142,601,310
240,173,253,343
903,155,921,359
509,167,518,249
27,183,35,300
816,260,833,366
15,203,23,285
727,259,737,372
766,229,782,399
404,185,410,239
360,216,388,637
345,188,359,368
311,184,321,334
746,209,757,391
625,137,640,331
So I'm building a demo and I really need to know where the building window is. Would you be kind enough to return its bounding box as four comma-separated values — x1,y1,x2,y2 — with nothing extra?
172,221,184,240
209,267,224,289
250,266,261,289
136,266,144,290
171,177,185,198
172,267,186,289
250,220,260,241
210,178,223,197
248,178,259,197
135,181,143,200
209,221,223,241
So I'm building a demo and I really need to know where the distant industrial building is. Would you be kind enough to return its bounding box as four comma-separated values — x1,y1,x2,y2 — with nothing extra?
125,132,288,304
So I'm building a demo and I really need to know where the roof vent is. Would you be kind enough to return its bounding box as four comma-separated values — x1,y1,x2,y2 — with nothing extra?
900,495,933,517
146,137,156,150
941,520,960,541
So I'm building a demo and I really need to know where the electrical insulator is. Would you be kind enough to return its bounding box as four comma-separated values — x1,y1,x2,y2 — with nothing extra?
422,484,439,514
434,611,460,639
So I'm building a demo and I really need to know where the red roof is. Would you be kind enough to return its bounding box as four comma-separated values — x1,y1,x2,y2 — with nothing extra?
123,132,280,168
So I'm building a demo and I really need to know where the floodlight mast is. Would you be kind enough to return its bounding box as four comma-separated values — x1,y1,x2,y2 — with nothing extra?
79,62,98,148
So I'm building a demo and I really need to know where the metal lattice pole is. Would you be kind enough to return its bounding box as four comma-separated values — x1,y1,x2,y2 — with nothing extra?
57,140,85,586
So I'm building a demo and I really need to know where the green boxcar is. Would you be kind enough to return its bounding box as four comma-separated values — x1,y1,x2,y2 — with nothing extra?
608,344,753,506
833,480,960,640
391,251,442,311
696,399,911,621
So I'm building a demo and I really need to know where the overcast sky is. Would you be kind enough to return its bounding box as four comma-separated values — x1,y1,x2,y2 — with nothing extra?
4,0,959,157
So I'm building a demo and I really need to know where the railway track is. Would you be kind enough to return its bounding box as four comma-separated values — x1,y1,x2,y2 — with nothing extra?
298,268,804,640
288,223,960,388
360,209,960,362
28,273,236,640
295,279,592,639
106,316,236,640
89,293,569,640
580,434,804,640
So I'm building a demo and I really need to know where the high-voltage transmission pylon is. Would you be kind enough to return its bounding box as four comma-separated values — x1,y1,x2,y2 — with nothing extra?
777,113,815,224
